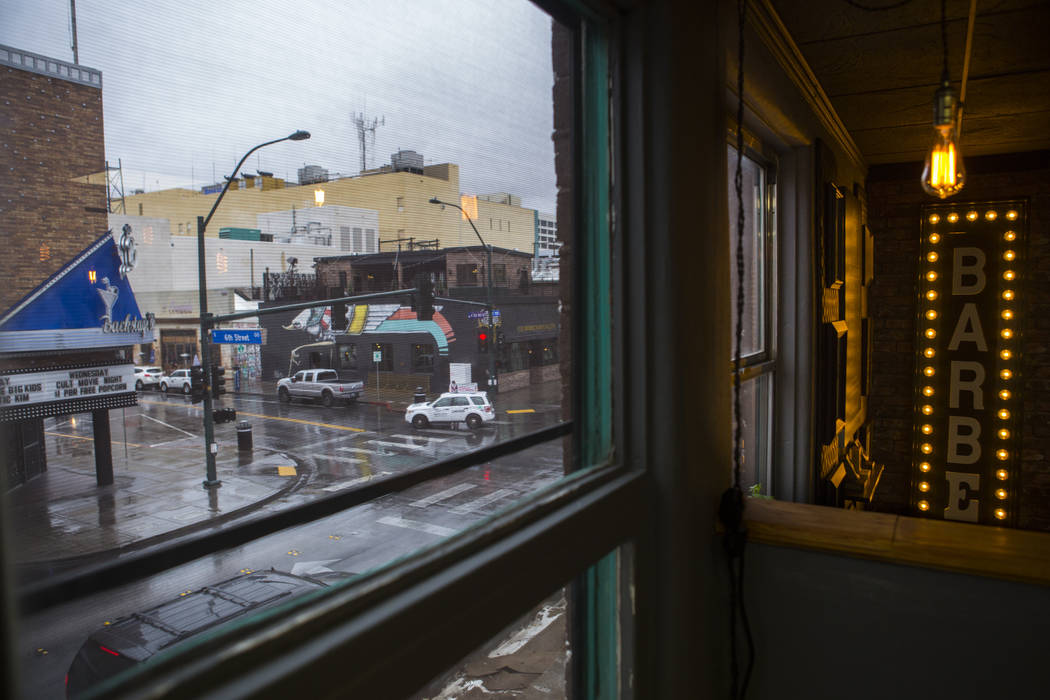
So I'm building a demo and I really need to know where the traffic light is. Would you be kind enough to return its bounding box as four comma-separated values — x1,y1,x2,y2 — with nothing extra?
416,274,434,322
477,329,489,353
212,366,226,398
190,366,205,404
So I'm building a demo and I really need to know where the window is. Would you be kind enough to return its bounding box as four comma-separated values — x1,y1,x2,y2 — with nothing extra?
396,196,404,212
3,3,634,699
456,263,480,286
728,141,777,494
339,343,357,370
412,343,434,371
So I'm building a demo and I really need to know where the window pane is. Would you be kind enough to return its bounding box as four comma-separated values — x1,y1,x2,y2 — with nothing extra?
739,373,773,495
727,145,767,358
3,1,577,696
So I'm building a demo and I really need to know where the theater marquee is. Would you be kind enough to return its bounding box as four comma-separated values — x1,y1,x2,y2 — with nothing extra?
913,201,1025,525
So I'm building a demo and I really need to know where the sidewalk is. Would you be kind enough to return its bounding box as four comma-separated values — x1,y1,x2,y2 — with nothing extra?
9,437,303,576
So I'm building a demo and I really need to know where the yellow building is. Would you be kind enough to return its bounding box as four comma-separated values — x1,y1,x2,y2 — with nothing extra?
123,161,538,254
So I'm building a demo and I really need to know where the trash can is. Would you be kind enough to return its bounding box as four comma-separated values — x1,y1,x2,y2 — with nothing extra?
413,387,426,404
237,421,253,451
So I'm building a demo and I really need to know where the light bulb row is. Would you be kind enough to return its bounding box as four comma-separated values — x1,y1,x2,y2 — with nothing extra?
927,209,1018,225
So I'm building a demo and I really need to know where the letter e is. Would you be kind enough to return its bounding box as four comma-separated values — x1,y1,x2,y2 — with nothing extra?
944,471,980,522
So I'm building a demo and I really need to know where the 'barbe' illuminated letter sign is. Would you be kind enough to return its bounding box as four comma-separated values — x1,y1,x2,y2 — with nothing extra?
913,201,1025,525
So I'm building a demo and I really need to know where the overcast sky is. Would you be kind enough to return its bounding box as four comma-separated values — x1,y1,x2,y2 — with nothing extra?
1,0,557,213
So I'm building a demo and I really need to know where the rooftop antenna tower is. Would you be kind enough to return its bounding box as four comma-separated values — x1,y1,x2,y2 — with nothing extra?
353,111,384,174
105,159,126,214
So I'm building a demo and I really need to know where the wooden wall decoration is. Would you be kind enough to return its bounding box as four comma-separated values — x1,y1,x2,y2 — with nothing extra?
824,183,846,289
912,201,1026,526
818,319,848,445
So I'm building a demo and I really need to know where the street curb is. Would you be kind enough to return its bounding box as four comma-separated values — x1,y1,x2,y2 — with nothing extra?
13,449,312,579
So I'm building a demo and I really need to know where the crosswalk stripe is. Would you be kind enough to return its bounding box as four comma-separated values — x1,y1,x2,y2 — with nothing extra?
409,483,476,508
392,433,447,443
376,516,457,537
324,454,364,464
450,488,517,514
368,439,428,452
322,471,391,491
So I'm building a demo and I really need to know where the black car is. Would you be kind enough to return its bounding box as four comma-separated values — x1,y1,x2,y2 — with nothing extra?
66,569,345,697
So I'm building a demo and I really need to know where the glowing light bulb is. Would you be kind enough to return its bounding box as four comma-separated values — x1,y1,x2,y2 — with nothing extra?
947,213,959,223
929,233,941,244
998,429,1010,440
925,311,937,322
922,116,966,199
997,469,1008,480
925,328,937,339
928,214,940,224
996,489,1007,500
919,481,930,492
927,290,938,301
996,449,1009,461
1004,230,1016,241
923,386,935,397
924,347,936,358
1006,211,1018,221
919,462,932,472
918,500,930,511
922,424,933,435
922,404,934,415
1004,250,1016,261
923,366,935,377
995,508,1007,520
1001,328,1013,339
1000,369,1012,380
1003,270,1016,281
1000,349,1012,360
927,252,939,262
985,210,997,221
966,210,978,221
926,271,938,281
921,443,933,454
1001,309,1013,320
999,408,1011,420
999,389,1011,400
1003,290,1014,300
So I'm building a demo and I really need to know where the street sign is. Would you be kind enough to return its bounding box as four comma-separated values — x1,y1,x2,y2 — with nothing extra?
211,329,262,344
492,309,500,317
373,350,382,362
467,310,487,319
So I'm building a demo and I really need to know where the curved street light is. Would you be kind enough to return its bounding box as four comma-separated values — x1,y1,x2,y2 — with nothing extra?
199,131,310,487
429,197,497,394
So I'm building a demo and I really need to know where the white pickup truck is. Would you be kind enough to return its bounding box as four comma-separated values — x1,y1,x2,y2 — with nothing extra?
277,369,364,407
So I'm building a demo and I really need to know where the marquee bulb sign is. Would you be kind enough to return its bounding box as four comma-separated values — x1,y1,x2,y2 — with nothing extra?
913,201,1025,525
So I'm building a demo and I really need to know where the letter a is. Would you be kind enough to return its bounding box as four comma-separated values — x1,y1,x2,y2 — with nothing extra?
948,303,988,352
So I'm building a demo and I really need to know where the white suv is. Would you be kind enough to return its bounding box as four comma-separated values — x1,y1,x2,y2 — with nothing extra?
134,366,164,391
160,369,193,394
406,392,494,430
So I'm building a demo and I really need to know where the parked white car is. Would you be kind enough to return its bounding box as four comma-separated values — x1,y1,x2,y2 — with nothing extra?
406,392,494,429
133,366,164,391
160,368,194,394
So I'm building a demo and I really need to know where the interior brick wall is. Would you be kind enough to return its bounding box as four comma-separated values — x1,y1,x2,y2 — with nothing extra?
867,152,1050,531
0,65,108,315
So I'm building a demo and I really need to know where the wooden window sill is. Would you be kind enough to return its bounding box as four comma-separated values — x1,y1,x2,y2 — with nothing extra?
740,498,1050,587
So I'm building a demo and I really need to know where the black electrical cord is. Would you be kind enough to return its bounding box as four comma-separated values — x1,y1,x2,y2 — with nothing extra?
720,0,755,698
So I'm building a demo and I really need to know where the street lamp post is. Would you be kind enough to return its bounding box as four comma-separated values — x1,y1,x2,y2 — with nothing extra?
428,197,496,393
198,130,310,488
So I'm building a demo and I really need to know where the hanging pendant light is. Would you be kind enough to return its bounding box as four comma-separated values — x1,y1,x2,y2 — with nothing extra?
921,0,966,198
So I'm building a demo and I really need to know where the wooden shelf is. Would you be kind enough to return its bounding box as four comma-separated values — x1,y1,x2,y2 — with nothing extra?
741,498,1050,587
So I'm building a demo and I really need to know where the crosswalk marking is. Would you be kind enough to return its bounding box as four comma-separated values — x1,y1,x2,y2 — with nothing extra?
392,433,447,443
376,516,457,537
450,488,516,514
368,439,428,452
324,454,364,464
409,483,476,508
322,471,391,491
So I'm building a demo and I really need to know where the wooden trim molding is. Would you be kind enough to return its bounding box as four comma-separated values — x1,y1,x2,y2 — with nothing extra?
748,0,866,172
742,498,1050,587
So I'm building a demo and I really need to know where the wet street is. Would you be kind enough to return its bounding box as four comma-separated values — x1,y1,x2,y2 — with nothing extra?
12,386,567,699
